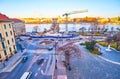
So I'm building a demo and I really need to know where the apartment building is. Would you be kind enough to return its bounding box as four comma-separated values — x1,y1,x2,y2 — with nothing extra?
0,13,17,61
10,18,26,36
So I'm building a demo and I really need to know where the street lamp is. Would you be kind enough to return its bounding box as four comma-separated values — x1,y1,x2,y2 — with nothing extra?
55,41,58,69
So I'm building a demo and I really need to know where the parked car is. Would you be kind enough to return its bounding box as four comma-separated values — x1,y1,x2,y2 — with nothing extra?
50,39,54,41
21,56,28,63
66,39,70,41
37,58,44,65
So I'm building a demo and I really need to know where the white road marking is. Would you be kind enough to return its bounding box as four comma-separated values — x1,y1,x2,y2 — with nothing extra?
41,63,43,66
38,67,41,71
35,72,38,77
44,55,51,75
99,56,120,65
44,59,46,62
41,70,45,75
47,55,55,75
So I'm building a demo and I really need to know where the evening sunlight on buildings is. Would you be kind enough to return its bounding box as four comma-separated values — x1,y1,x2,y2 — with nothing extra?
0,0,120,79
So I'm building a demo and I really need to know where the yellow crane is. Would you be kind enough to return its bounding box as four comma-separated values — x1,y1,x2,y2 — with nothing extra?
62,9,88,33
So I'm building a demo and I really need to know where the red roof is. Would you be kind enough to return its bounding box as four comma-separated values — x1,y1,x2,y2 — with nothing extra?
10,18,24,23
0,13,10,21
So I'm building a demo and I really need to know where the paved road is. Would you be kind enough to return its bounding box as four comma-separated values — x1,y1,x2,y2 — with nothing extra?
0,38,55,79
98,44,120,63
0,53,34,79
67,44,120,79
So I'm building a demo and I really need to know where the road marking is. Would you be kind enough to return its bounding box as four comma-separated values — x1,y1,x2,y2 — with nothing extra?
99,56,120,66
35,72,38,77
41,63,43,66
27,56,39,71
44,59,46,62
38,67,41,71
47,55,55,75
44,55,51,75
41,70,45,75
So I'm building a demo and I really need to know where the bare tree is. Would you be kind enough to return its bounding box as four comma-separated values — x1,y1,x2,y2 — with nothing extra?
57,42,81,70
113,32,120,50
33,26,38,33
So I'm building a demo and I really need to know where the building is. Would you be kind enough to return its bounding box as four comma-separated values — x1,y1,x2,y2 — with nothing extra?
10,18,26,36
0,13,17,61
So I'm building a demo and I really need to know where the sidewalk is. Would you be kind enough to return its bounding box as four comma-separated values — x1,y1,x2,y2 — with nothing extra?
97,44,120,63
53,55,67,79
0,49,26,73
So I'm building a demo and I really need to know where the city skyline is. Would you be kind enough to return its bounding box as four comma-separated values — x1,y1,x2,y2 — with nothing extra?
0,0,120,18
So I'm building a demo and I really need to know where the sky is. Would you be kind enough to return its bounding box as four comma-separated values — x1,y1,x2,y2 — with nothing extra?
0,0,120,18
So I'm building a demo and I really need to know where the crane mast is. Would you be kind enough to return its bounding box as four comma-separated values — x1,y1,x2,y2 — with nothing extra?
62,9,88,33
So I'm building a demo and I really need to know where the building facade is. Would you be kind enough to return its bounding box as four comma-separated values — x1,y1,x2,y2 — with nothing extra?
0,13,17,61
10,18,26,36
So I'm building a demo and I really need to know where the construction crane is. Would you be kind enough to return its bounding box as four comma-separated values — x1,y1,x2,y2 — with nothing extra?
62,9,88,33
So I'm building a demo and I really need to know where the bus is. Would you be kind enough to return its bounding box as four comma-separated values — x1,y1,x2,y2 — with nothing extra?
20,72,32,79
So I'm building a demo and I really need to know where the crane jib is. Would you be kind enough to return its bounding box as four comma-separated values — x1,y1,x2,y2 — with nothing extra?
67,10,88,15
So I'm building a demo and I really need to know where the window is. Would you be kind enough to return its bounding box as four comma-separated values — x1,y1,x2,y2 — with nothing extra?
9,24,11,28
2,42,5,49
5,32,8,37
12,38,14,42
10,31,12,35
13,45,16,49
9,47,12,52
0,33,2,39
4,24,6,29
0,54,1,58
4,50,7,56
7,40,10,45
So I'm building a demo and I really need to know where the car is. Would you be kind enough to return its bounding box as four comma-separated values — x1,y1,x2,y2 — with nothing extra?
66,39,70,41
48,47,53,51
50,39,54,41
21,56,28,63
79,38,82,40
37,58,44,65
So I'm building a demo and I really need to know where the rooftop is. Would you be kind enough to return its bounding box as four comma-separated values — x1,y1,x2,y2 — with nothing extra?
0,13,10,22
10,18,24,23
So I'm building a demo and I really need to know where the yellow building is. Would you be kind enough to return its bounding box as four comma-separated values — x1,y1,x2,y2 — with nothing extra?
0,13,17,61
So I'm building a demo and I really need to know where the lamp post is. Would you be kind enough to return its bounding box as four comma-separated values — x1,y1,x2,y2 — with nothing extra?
55,41,58,69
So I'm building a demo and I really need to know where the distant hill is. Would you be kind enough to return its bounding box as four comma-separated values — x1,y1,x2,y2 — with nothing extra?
19,16,120,24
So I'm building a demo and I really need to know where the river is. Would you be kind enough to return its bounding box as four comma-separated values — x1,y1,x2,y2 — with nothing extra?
25,24,120,32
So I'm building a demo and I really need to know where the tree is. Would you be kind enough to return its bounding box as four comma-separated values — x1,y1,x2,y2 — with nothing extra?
111,27,114,33
57,42,81,71
79,27,86,35
113,32,120,50
33,26,38,33
118,16,120,21
97,27,101,33
43,28,47,33
116,28,120,32
85,40,96,51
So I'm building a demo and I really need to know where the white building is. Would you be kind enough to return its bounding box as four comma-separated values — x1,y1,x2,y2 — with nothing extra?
10,19,26,36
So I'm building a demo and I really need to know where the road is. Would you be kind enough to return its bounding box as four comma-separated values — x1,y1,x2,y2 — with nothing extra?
0,38,55,79
67,42,120,79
